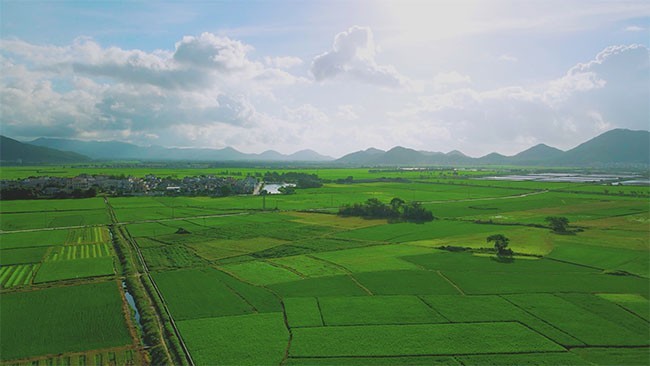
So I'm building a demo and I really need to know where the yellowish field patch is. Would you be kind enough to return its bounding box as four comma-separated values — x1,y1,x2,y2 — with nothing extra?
405,228,554,256
574,213,650,232
287,212,384,230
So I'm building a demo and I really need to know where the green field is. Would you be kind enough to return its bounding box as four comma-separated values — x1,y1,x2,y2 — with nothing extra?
0,281,132,361
1,167,648,364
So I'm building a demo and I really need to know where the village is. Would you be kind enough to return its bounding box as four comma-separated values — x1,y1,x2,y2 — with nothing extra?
0,174,260,199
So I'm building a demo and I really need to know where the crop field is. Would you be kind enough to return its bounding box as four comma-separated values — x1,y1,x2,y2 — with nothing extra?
0,281,133,361
1,167,648,365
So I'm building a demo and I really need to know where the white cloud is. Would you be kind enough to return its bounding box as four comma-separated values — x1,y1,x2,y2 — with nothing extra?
498,54,518,62
336,105,360,121
311,26,409,88
264,56,303,69
0,33,306,144
393,44,650,156
624,25,645,32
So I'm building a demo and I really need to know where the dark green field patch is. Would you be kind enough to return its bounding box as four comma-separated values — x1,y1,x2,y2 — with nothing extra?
353,270,459,295
420,295,583,346
211,269,281,313
319,295,447,325
570,347,650,366
457,352,589,365
290,322,565,357
556,293,650,338
403,252,596,274
177,312,288,366
34,257,114,283
0,230,68,250
153,267,254,320
268,275,369,297
549,241,649,277
0,281,132,361
284,297,323,327
141,245,205,270
287,356,461,365
597,293,650,321
443,271,649,296
504,293,648,346
0,246,48,265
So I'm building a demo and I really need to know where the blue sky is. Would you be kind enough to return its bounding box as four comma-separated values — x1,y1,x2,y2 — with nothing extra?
1,0,648,157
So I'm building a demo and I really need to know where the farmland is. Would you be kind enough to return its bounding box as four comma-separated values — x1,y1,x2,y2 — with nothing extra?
0,166,648,365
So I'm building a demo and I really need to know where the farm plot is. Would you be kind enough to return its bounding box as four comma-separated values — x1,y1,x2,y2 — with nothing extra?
269,255,347,277
549,240,649,277
219,260,303,285
334,220,502,243
289,322,565,357
353,270,460,295
0,264,36,288
318,295,447,325
0,230,68,250
570,347,650,366
34,257,114,283
140,245,205,270
0,246,48,265
284,297,323,327
503,293,648,346
7,347,143,366
596,293,650,321
0,281,132,361
287,356,461,366
442,270,649,296
187,237,289,261
47,243,113,260
268,275,369,297
312,244,436,272
65,226,110,244
177,312,288,366
420,295,582,346
153,267,258,320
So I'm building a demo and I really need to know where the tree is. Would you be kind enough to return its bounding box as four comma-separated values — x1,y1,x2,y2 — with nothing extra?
487,234,513,258
545,216,569,233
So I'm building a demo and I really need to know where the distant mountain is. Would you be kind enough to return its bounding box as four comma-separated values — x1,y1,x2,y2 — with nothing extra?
336,147,386,165
510,144,564,164
334,129,649,167
559,129,650,165
29,138,333,162
1,136,90,164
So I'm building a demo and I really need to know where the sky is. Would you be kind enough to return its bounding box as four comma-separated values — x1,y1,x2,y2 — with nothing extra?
1,0,649,158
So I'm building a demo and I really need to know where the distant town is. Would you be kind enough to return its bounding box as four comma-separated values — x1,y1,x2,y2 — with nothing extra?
0,174,260,200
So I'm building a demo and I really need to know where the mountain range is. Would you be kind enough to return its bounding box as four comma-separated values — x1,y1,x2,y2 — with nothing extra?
1,128,648,166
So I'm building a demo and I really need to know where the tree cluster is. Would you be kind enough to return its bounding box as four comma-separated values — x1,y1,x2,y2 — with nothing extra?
0,187,96,200
263,172,323,188
338,197,435,223
487,234,513,258
545,216,570,233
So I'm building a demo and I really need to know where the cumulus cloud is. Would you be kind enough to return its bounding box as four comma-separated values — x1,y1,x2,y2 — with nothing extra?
0,33,304,144
264,56,303,69
311,26,409,88
394,44,650,155
624,25,645,32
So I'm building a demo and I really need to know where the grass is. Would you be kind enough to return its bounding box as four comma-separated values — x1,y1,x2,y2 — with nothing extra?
268,275,369,297
0,264,36,288
312,244,436,272
34,257,115,283
153,267,255,320
353,270,460,295
284,297,323,327
0,281,132,361
0,230,68,250
420,295,583,346
503,293,648,346
219,260,303,285
318,295,447,325
46,243,113,260
176,312,288,365
0,246,48,265
140,245,205,270
289,322,565,357
269,255,347,277
596,293,650,321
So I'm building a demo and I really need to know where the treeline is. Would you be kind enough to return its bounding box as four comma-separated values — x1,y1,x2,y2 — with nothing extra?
339,197,435,223
263,172,323,188
0,187,97,200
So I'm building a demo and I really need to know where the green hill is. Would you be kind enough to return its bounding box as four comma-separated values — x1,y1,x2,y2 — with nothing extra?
0,136,91,164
